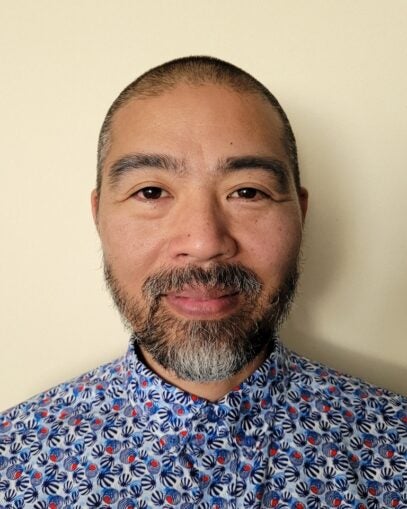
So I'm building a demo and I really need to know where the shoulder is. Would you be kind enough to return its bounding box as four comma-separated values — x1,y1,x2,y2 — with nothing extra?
0,352,141,506
0,353,126,450
281,344,407,432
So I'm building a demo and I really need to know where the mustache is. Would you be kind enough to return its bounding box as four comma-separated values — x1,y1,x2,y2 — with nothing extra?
142,263,263,300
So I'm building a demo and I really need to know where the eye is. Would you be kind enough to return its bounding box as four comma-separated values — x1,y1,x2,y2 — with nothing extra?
229,187,269,200
134,186,168,200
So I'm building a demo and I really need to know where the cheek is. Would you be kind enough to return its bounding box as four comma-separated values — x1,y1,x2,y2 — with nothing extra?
242,215,302,279
99,214,165,281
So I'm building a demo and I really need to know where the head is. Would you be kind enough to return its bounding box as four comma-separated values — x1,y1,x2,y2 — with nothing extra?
96,56,301,194
92,56,308,382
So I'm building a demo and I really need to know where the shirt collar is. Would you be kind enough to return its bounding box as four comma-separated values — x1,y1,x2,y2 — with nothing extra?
121,336,290,437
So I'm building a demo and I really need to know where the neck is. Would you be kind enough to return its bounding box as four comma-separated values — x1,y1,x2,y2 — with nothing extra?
137,346,270,402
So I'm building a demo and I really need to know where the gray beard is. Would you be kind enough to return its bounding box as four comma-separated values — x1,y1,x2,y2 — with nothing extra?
104,262,299,382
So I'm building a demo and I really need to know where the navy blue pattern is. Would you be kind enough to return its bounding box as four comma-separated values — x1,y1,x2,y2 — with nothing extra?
0,339,406,508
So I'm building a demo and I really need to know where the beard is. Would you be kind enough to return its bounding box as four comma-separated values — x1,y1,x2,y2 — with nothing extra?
104,260,299,382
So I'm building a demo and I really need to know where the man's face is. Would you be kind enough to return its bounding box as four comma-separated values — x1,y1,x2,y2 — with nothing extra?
92,83,307,381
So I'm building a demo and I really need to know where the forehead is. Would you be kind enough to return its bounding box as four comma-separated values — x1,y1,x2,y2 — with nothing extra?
105,83,288,173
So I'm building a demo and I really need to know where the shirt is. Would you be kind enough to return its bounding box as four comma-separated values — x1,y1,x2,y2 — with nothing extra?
0,338,406,509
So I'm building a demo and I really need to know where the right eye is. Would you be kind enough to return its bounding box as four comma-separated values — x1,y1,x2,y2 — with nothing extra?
133,186,168,201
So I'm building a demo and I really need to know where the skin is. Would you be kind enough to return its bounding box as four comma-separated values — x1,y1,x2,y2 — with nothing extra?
92,83,308,401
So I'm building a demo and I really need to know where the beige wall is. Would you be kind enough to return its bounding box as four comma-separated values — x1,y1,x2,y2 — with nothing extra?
1,0,406,410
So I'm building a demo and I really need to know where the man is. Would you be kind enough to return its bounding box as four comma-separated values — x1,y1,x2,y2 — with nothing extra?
0,56,405,509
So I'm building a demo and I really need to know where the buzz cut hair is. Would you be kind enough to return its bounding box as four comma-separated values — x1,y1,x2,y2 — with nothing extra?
96,55,300,193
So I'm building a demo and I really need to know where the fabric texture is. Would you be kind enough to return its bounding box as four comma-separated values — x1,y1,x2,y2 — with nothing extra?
0,338,406,509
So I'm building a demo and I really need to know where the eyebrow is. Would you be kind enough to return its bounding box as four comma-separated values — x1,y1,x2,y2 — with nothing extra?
218,156,290,193
108,153,185,187
107,152,290,193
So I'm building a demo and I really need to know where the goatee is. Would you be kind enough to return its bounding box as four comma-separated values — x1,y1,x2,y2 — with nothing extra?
104,261,299,382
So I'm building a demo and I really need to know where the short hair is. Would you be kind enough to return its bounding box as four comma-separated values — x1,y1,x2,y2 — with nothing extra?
96,56,300,192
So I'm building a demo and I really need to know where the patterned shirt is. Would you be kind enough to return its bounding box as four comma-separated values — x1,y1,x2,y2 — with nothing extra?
0,338,406,509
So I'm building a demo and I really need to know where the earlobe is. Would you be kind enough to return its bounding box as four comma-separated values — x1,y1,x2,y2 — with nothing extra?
91,189,99,228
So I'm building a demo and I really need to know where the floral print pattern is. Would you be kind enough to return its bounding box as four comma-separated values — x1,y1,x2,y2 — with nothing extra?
0,338,406,508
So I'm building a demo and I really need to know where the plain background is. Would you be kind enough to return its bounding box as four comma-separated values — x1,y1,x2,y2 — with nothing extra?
1,0,406,410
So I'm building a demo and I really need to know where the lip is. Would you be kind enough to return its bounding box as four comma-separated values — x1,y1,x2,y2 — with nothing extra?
163,288,240,319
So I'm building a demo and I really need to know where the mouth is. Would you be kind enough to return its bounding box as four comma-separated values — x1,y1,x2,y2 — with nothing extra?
163,287,240,319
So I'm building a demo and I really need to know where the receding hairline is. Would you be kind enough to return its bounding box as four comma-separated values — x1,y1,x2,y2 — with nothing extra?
96,56,300,192
103,81,286,169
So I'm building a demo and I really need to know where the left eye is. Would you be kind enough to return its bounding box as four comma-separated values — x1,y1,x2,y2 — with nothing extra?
230,187,268,200
134,186,167,200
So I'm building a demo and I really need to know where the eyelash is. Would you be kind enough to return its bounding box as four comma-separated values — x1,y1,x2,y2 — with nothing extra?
134,187,168,200
133,186,270,201
229,188,269,200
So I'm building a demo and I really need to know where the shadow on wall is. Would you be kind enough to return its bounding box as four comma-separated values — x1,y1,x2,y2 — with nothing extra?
279,110,407,397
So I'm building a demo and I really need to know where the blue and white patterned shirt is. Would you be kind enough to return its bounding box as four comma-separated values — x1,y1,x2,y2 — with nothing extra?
0,338,406,509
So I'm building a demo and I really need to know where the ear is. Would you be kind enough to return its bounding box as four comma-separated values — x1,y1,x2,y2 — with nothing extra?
91,189,99,229
298,187,308,224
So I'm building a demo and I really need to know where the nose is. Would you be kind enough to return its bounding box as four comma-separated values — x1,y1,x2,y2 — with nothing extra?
167,195,238,264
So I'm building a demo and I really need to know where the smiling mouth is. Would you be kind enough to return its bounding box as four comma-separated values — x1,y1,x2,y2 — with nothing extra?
163,288,240,319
